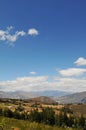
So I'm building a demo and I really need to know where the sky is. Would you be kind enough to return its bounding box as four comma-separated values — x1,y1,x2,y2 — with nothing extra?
0,0,86,92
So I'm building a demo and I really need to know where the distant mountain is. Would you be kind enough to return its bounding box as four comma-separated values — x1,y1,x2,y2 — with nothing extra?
0,91,37,99
0,90,85,104
55,91,86,104
0,90,69,99
31,90,70,97
81,97,86,103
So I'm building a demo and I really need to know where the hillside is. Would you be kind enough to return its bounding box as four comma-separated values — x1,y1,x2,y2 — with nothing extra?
55,91,86,104
0,116,80,130
30,96,56,104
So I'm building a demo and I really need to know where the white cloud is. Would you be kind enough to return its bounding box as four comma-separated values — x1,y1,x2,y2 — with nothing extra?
0,76,86,93
0,26,39,44
74,57,86,66
0,30,6,41
16,76,48,82
28,28,39,36
0,26,26,43
30,71,37,75
6,31,26,42
0,76,48,92
59,68,86,77
53,77,86,92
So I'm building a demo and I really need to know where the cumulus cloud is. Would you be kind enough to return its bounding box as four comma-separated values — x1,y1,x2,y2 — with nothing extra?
53,77,86,92
74,57,86,66
16,76,48,82
28,28,39,36
0,26,39,44
59,68,86,77
0,76,86,92
0,26,26,43
0,76,48,92
30,71,37,75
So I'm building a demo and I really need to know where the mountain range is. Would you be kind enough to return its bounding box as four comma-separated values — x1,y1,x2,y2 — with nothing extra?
55,91,86,104
0,90,86,104
0,90,69,99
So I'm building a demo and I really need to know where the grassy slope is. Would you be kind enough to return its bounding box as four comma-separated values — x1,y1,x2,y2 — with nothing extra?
0,116,81,130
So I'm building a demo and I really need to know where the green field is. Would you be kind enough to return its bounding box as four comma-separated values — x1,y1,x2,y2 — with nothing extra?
0,116,81,130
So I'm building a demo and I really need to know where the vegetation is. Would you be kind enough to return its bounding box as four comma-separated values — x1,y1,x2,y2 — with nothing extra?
60,107,73,114
0,99,86,130
0,106,86,129
0,116,82,130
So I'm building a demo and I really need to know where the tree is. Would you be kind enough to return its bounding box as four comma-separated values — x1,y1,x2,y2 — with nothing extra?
3,109,13,118
21,112,28,120
13,110,21,119
0,108,2,116
68,115,74,127
78,115,85,128
15,103,24,112
29,109,41,123
41,107,55,125
55,112,63,127
55,112,72,127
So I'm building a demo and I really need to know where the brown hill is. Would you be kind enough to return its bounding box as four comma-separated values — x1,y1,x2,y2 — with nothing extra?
30,96,56,104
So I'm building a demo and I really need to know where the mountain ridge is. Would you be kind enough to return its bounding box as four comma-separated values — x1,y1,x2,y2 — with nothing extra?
54,91,86,104
0,90,69,99
0,91,86,104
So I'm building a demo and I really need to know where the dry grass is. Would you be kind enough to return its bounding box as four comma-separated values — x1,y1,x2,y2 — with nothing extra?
68,104,86,117
0,99,86,118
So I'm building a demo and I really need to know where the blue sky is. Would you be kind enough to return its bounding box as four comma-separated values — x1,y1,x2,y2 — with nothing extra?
0,0,86,92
